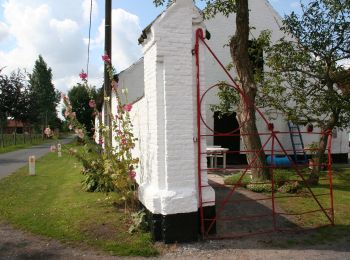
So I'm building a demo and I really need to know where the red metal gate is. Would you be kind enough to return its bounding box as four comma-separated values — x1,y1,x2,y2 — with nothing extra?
195,28,335,239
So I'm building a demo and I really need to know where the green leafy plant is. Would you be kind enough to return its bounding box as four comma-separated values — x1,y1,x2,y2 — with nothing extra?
273,168,298,186
62,55,139,209
246,183,275,193
223,171,251,187
277,181,301,193
128,209,148,234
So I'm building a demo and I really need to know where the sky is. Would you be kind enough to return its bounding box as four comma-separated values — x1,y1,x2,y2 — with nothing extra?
0,0,307,95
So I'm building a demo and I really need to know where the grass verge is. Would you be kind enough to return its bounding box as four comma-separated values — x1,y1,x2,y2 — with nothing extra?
223,167,350,246
275,167,350,245
0,144,157,257
0,138,56,154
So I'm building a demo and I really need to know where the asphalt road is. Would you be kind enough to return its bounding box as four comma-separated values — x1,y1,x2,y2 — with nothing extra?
0,136,74,180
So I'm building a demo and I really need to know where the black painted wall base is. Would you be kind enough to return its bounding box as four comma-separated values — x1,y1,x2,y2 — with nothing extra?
142,204,216,243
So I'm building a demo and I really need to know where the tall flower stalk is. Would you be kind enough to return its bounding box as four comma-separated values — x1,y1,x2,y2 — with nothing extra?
62,56,139,209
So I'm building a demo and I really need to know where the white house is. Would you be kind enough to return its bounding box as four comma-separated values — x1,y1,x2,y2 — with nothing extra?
98,0,348,242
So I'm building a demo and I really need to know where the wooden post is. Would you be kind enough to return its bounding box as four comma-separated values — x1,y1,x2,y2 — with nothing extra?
104,0,112,146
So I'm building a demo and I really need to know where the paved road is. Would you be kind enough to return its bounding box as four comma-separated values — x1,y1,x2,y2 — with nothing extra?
0,136,74,180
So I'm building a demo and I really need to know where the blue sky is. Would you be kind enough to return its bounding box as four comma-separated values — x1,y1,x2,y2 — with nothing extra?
0,0,307,93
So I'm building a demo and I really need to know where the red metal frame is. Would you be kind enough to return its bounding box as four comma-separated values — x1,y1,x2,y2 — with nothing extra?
195,28,334,239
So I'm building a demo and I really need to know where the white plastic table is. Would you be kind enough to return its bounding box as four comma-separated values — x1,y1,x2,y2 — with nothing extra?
206,147,229,169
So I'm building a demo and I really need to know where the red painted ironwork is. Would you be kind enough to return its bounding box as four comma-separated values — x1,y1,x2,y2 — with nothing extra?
195,28,334,240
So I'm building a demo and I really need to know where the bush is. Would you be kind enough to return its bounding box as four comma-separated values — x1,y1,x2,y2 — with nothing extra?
246,183,275,193
224,172,251,187
71,143,115,192
277,181,302,193
273,169,297,186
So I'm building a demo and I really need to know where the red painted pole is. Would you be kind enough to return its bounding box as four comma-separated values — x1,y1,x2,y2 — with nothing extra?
195,28,205,238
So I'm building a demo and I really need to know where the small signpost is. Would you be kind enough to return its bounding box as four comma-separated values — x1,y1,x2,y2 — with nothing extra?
57,143,62,157
29,155,35,176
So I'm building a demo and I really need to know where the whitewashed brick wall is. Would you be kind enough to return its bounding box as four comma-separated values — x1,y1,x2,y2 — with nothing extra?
132,0,215,215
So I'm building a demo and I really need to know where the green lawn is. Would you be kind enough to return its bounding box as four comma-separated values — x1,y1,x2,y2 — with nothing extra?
0,146,157,256
0,135,49,154
274,167,350,244
223,167,350,245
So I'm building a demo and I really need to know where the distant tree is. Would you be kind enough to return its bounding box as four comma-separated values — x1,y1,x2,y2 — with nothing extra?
28,55,60,130
0,72,10,133
0,70,31,132
68,84,98,135
261,0,350,183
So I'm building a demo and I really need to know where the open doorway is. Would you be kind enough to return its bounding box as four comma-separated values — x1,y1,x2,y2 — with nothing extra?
213,112,242,164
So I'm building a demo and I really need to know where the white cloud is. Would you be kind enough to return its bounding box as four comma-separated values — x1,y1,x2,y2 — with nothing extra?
0,0,94,94
93,8,142,72
82,0,99,22
290,1,301,9
0,2,83,78
0,1,142,97
0,21,9,42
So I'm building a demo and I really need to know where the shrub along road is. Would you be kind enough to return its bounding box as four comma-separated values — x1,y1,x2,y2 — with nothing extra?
0,136,74,180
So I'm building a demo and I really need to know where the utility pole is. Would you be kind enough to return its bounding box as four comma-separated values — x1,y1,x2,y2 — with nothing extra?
104,0,112,145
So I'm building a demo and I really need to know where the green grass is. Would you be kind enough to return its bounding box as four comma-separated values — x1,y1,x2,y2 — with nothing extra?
224,167,350,246
0,146,157,256
0,135,47,154
275,166,350,244
224,172,251,187
0,134,70,154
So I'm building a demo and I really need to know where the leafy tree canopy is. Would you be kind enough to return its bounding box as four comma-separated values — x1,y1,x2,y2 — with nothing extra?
28,55,60,128
261,0,350,130
67,83,98,135
0,70,31,126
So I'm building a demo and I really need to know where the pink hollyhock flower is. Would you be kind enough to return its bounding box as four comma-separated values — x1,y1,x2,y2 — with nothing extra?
112,80,118,91
64,110,70,118
102,54,111,63
99,138,104,145
68,124,73,130
121,138,127,145
44,127,52,137
75,128,84,139
123,103,132,112
129,170,136,180
50,145,57,152
88,99,96,108
79,71,88,80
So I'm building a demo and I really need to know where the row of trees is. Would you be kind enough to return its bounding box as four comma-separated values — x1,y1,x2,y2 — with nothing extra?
154,0,350,184
0,55,61,134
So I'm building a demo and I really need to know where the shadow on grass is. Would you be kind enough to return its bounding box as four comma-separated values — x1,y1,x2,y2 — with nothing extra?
200,174,350,252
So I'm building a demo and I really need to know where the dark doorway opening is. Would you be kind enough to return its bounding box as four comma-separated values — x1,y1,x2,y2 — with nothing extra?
213,112,241,165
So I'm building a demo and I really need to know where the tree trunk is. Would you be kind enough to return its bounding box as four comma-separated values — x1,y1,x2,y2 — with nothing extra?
230,0,268,180
309,113,338,184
